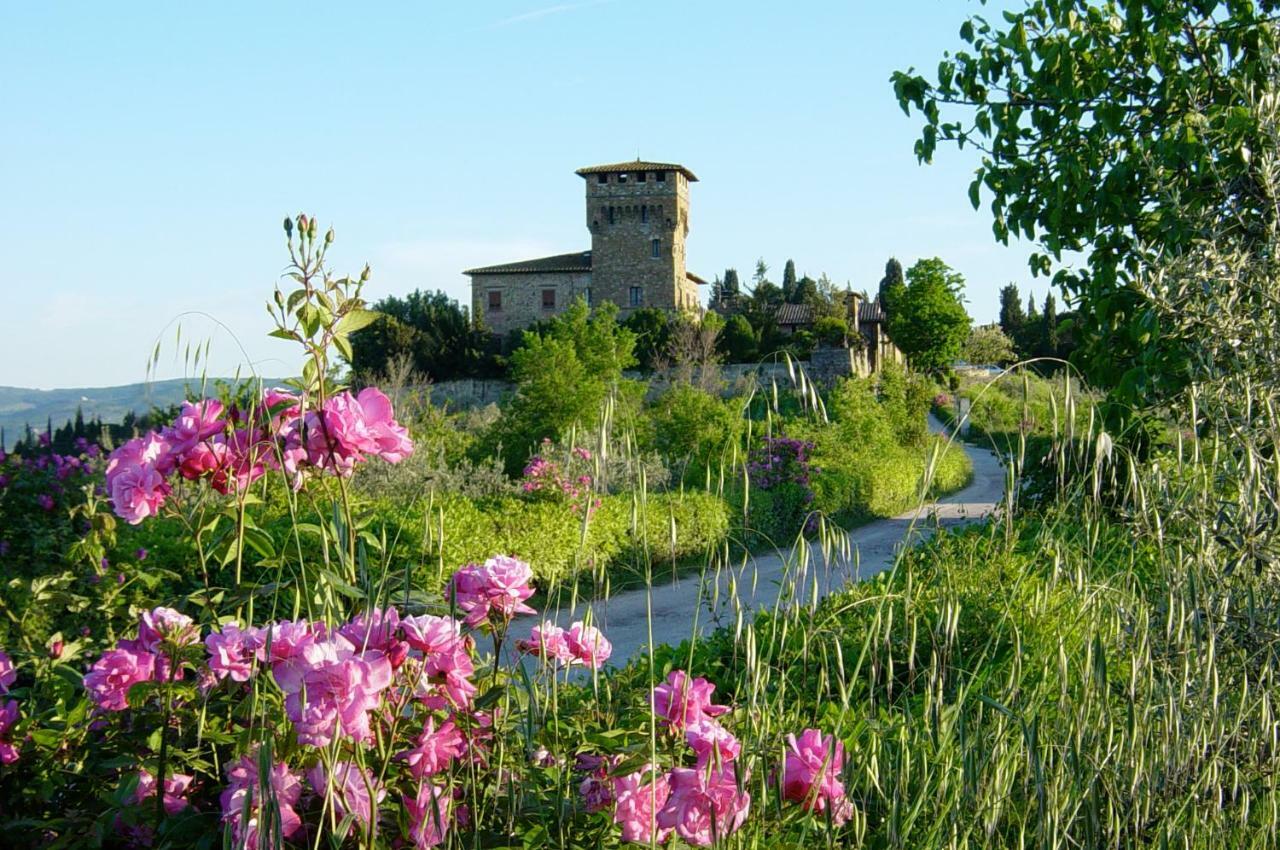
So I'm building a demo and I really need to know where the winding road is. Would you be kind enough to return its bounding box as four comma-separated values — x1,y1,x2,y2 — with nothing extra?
540,417,1005,665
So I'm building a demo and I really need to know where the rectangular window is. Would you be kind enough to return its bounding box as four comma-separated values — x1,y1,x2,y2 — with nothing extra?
636,171,646,183
651,238,660,258
629,286,642,307
617,172,628,183
607,207,614,225
488,290,502,312
597,173,608,184
584,288,592,306
542,288,556,309
641,206,648,224
656,171,666,182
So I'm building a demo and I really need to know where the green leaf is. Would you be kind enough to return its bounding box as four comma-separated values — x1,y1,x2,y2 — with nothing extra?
336,309,382,335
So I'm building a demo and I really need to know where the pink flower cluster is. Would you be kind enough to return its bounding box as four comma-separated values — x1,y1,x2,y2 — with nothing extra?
103,387,413,524
84,606,197,711
447,555,537,627
85,557,552,848
576,670,749,846
521,441,601,517
516,620,612,669
0,650,19,765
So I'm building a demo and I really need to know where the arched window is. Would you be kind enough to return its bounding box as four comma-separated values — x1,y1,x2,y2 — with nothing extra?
641,205,648,224
651,238,660,258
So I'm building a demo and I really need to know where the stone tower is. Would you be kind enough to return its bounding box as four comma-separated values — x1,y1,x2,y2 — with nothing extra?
575,160,701,316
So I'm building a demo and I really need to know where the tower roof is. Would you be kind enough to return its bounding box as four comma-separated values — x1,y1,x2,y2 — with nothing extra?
576,160,698,182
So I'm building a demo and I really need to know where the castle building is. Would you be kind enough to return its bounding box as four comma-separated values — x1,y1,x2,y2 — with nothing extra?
464,160,706,335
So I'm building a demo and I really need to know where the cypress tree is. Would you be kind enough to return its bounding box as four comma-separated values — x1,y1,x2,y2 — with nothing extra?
998,283,1026,344
878,258,905,312
782,259,797,302
1043,292,1059,358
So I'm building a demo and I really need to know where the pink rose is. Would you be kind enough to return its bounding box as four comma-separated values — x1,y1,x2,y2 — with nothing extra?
397,717,467,778
340,606,402,652
780,728,850,823
205,624,259,682
262,387,302,429
84,647,156,711
106,457,171,525
685,718,741,767
612,766,672,845
209,428,268,495
657,765,750,846
400,615,464,656
220,751,303,847
446,564,491,627
133,768,194,815
355,387,414,462
404,782,452,848
257,619,320,691
566,622,611,669
516,621,573,665
137,607,199,653
164,399,225,456
0,700,19,765
0,650,16,693
448,556,537,627
651,670,729,732
308,761,385,831
281,637,393,747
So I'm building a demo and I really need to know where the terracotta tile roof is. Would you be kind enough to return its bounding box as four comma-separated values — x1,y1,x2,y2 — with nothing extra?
576,160,699,182
775,303,815,326
686,271,709,285
464,251,592,275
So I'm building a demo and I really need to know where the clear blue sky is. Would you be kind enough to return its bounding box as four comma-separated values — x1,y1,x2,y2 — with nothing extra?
1,0,1042,390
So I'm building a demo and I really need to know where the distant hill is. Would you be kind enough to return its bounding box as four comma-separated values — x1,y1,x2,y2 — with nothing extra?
0,378,284,450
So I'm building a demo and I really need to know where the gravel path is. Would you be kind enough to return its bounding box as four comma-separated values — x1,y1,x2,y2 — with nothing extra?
536,417,1005,665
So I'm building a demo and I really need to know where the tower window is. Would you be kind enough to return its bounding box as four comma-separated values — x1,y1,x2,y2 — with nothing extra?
542,289,556,309
488,291,502,312
607,206,614,225
641,206,648,224
656,171,666,182
597,173,608,184
651,238,661,258
617,172,628,183
585,287,592,306
636,171,646,183
629,287,643,307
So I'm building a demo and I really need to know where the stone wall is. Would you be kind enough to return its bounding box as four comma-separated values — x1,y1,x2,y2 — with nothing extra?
470,270,592,336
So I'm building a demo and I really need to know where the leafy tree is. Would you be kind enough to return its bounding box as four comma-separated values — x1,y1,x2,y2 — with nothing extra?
813,316,849,347
998,283,1026,347
722,268,740,297
650,384,743,483
878,258,905,311
752,258,770,290
962,325,1017,366
885,258,971,373
792,275,818,305
781,259,797,302
622,307,671,372
719,314,759,363
892,0,1280,413
490,300,635,473
349,289,494,381
1021,293,1042,357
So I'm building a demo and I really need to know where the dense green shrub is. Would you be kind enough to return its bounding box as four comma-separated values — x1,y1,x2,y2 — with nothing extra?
649,384,743,484
394,489,730,590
